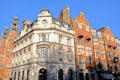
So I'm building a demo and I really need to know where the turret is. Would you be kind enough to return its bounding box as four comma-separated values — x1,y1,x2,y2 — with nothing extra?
2,27,9,39
11,17,18,31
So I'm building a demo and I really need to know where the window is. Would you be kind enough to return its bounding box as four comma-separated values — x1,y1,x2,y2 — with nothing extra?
78,58,84,69
78,44,84,54
42,35,46,42
101,51,106,58
94,49,99,57
87,55,92,64
77,22,82,29
78,35,83,41
97,32,102,38
68,69,73,80
96,61,99,69
39,47,48,57
84,26,89,32
58,51,63,61
58,36,62,44
86,38,91,43
86,46,91,56
102,62,107,70
108,53,113,60
67,38,71,46
68,51,72,61
42,20,47,28
100,43,104,48
93,38,98,41
92,29,97,36
94,42,98,45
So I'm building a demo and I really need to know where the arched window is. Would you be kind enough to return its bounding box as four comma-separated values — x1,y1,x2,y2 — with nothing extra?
68,69,73,80
58,69,63,80
27,70,29,80
38,68,47,80
22,70,24,80
18,71,20,80
42,20,47,28
14,72,16,80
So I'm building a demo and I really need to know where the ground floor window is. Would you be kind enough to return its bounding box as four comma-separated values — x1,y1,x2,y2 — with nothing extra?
38,69,47,80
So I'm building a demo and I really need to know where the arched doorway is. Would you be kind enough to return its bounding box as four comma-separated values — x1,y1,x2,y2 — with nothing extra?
38,69,47,80
68,69,73,80
58,69,63,80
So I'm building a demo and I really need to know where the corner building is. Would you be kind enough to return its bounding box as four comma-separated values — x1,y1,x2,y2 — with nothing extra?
11,9,76,80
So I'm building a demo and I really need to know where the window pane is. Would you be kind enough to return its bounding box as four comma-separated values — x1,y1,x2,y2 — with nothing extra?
42,35,46,42
42,20,47,27
39,48,48,57
58,51,63,61
68,51,72,61
58,36,62,43
67,38,71,46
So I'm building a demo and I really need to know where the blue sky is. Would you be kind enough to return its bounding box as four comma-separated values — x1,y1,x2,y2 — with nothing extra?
0,0,120,38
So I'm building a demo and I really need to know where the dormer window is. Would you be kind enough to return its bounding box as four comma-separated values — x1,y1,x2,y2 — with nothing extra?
86,37,91,43
78,35,83,41
42,20,47,28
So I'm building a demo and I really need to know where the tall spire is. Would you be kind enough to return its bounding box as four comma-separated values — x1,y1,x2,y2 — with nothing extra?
11,17,18,31
2,27,9,39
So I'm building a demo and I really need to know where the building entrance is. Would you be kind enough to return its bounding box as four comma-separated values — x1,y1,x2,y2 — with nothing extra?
38,69,47,80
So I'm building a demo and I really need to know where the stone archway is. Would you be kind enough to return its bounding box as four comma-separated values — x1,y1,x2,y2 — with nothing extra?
38,69,47,80
58,69,63,80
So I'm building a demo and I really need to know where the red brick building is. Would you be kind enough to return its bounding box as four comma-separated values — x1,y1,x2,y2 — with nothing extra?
0,17,18,80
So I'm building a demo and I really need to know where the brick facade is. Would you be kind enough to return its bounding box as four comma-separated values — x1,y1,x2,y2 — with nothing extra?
0,18,18,80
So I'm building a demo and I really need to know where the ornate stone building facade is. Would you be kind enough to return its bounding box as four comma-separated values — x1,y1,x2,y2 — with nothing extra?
0,18,18,80
0,7,120,80
11,9,76,80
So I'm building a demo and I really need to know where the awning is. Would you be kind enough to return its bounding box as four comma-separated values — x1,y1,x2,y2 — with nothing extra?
100,74,115,79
